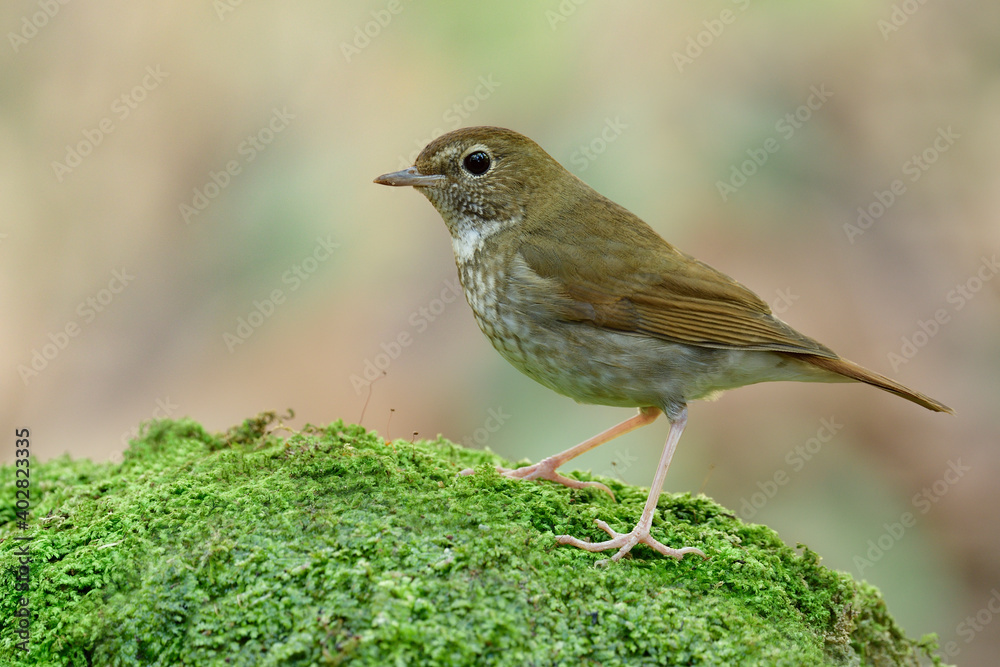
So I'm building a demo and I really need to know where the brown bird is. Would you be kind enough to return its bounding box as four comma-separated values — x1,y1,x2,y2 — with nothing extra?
374,126,952,564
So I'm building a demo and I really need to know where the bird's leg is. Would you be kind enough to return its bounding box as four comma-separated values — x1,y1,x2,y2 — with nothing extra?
458,406,661,500
556,407,706,564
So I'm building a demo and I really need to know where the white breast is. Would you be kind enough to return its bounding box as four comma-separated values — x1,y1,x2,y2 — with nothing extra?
449,216,507,265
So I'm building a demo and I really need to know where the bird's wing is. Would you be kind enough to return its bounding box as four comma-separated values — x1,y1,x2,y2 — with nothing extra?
516,229,837,357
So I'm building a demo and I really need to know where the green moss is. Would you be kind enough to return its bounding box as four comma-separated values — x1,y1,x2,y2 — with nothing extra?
0,414,947,666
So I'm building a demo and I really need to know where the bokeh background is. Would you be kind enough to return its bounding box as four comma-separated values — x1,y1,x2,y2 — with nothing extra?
3,1,998,661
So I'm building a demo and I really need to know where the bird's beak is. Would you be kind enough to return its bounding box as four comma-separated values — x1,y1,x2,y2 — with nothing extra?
373,166,445,187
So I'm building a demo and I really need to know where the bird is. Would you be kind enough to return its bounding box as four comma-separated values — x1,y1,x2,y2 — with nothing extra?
373,126,953,564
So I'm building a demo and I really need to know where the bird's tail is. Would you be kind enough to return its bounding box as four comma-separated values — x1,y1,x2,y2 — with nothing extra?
796,354,954,414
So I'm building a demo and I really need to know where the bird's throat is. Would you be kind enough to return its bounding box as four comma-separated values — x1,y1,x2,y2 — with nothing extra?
448,213,518,266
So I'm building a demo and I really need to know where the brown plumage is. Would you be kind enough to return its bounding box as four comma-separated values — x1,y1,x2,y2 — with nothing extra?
375,126,952,564
792,354,950,412
516,209,951,414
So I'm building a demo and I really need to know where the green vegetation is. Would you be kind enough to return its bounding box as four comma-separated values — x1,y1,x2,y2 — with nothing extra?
0,414,946,666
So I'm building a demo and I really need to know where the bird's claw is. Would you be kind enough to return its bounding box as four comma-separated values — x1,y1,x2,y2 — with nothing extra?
457,461,615,500
557,518,706,564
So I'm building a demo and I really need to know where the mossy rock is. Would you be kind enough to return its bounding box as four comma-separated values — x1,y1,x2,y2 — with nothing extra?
0,414,946,666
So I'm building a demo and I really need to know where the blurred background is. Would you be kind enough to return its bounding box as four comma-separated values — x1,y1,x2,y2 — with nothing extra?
2,1,998,661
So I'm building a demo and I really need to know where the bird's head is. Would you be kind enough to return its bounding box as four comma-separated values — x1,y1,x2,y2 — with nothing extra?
375,126,573,244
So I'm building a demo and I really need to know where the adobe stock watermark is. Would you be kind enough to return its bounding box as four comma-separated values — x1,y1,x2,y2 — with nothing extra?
596,446,639,482
769,287,798,316
459,407,511,449
887,254,998,373
213,0,245,21
223,235,339,352
545,0,588,31
18,268,135,385
877,0,930,41
853,458,970,576
673,0,752,73
8,0,71,53
738,416,843,520
340,0,410,62
940,588,1000,661
843,126,960,243
350,277,464,394
569,117,628,173
717,84,833,201
51,65,169,183
394,75,502,170
181,107,295,224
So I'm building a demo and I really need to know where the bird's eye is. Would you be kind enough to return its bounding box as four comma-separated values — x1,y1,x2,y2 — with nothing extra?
462,151,490,175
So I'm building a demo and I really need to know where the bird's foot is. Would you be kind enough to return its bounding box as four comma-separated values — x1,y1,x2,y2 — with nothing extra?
458,457,615,499
557,519,706,565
